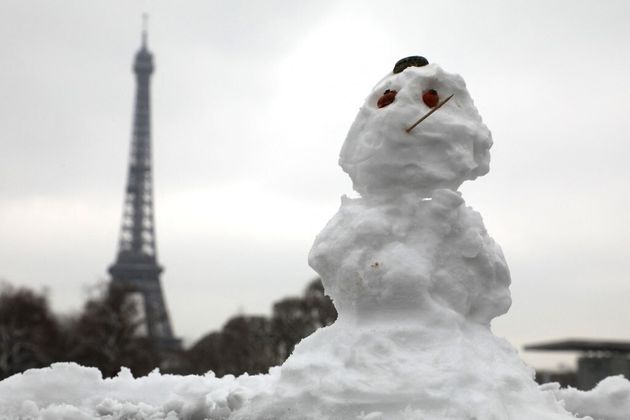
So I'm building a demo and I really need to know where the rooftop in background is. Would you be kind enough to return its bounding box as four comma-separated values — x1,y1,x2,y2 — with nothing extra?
525,339,630,354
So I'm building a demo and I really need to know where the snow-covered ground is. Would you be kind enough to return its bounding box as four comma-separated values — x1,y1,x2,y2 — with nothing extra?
0,362,628,419
0,363,272,419
2,59,628,419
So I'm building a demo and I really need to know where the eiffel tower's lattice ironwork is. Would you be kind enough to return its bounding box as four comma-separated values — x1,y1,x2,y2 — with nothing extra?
108,22,180,352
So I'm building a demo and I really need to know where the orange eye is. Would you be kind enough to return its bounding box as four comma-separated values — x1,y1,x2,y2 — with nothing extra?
422,89,439,108
377,89,397,108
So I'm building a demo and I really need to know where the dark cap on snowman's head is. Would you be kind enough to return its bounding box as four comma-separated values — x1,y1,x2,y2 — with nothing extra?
393,56,429,74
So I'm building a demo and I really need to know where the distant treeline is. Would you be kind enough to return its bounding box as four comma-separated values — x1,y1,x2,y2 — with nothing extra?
0,279,337,380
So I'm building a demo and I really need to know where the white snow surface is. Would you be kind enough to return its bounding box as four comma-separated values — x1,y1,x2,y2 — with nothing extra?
549,376,630,420
1,63,624,419
0,363,276,419
4,363,630,419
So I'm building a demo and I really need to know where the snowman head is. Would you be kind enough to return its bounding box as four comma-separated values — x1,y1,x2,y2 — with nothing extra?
339,57,492,197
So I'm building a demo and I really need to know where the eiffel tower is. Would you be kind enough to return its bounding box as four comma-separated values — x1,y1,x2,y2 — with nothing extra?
108,19,180,352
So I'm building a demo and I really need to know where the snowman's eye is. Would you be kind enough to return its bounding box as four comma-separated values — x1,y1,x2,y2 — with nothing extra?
377,89,397,108
422,89,439,108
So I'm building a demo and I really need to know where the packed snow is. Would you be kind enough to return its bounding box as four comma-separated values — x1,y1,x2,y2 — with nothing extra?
0,363,275,419
1,59,628,419
551,376,630,420
3,362,630,419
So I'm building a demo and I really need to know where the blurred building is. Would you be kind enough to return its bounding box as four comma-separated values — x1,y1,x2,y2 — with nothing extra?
525,339,630,390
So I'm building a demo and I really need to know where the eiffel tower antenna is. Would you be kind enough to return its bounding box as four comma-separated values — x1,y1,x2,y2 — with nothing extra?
142,13,148,47
108,18,180,352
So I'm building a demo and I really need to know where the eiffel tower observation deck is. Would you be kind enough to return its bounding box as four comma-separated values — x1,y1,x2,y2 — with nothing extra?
108,19,180,352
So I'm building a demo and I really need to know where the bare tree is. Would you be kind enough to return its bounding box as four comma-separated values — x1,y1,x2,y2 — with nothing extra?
0,283,63,380
180,279,337,376
271,279,337,362
67,282,160,377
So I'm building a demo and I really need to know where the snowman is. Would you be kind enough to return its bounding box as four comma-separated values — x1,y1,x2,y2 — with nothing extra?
235,57,583,420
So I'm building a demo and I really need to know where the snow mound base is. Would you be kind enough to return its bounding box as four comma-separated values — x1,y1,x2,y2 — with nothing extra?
550,376,630,420
0,362,276,419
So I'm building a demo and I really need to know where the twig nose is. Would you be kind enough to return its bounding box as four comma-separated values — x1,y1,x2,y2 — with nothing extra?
406,94,454,133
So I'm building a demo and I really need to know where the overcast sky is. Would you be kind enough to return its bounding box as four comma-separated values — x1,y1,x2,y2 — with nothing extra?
2,0,630,370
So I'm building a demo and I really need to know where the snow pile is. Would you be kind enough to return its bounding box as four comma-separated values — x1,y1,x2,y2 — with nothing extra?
549,376,630,420
1,59,619,419
0,362,276,419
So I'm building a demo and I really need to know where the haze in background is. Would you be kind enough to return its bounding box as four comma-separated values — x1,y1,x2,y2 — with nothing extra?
1,0,629,370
